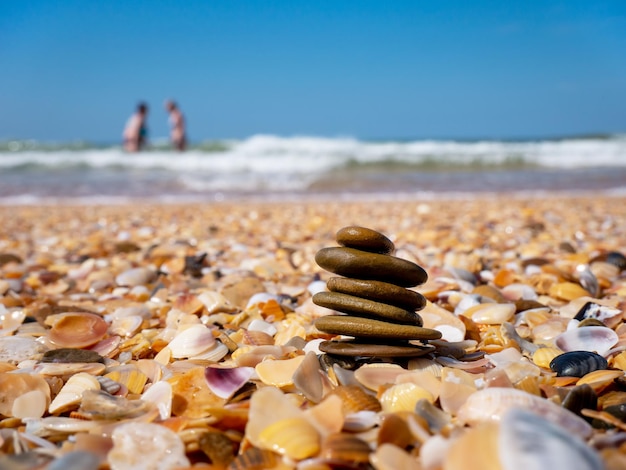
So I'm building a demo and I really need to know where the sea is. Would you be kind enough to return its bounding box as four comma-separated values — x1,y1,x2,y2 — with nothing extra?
1,134,625,204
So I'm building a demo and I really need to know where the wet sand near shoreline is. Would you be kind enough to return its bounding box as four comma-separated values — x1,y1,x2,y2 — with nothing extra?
1,195,625,469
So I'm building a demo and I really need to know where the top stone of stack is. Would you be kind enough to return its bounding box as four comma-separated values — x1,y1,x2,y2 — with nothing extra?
336,226,395,254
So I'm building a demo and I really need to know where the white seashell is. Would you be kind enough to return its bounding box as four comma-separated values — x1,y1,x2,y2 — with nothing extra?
168,324,216,358
115,267,156,287
420,435,452,470
420,301,466,342
555,325,619,356
371,443,421,470
0,308,26,336
67,258,96,280
248,318,277,336
354,363,406,391
109,305,152,320
141,381,173,420
303,338,325,355
453,293,482,315
499,408,603,470
197,290,237,314
108,422,189,470
247,292,280,308
189,341,229,362
24,417,101,436
109,315,143,337
457,387,592,439
343,410,380,432
0,336,47,364
307,280,328,296
12,389,48,419
501,283,538,301
467,303,516,325
48,372,101,414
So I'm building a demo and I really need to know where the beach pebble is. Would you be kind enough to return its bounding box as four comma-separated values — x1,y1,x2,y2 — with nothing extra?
336,225,395,254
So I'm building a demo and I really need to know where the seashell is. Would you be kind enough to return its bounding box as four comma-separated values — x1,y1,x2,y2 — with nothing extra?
610,351,626,370
370,443,421,470
227,448,281,470
443,421,501,470
48,372,100,414
604,251,626,271
173,293,204,315
88,335,121,358
204,366,255,399
576,369,624,391
353,363,407,391
439,367,479,415
248,318,278,336
104,368,148,395
258,416,320,460
331,384,382,414
79,389,156,420
499,408,603,470
35,362,106,378
555,326,618,356
472,284,506,303
141,381,173,420
0,307,26,335
419,301,466,342
305,394,345,435
462,303,515,325
574,301,622,323
293,351,324,403
457,387,593,439
240,329,275,346
561,384,597,418
114,267,156,287
531,347,563,368
168,324,216,358
255,355,305,388
198,431,236,468
109,315,143,337
96,375,121,394
415,398,451,433
190,341,229,362
319,432,372,464
549,282,590,301
108,422,189,470
232,345,294,367
46,451,101,470
24,416,101,435
198,290,237,314
12,389,49,419
0,372,50,418
341,409,378,433
576,264,600,298
48,312,108,348
380,383,434,412
167,366,226,418
0,336,47,364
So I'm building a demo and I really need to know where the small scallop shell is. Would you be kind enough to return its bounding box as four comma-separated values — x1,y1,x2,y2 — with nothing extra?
354,363,407,391
576,369,624,391
168,324,216,358
532,347,563,368
48,312,108,348
330,385,382,414
48,372,101,415
380,383,434,412
320,432,372,464
258,417,320,460
555,326,618,356
227,448,280,470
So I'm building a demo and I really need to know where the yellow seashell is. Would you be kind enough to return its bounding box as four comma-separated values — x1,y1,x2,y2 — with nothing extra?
444,421,502,470
255,355,305,388
380,383,434,412
463,303,515,325
611,351,626,371
548,282,590,301
330,385,382,414
258,417,320,460
105,368,148,395
577,370,625,391
532,347,563,369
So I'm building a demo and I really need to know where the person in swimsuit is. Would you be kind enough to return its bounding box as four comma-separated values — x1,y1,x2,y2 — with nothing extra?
123,102,149,152
164,100,186,151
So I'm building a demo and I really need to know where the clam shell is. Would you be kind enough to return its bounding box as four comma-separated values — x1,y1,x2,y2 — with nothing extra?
79,389,156,420
48,312,108,348
353,363,407,391
531,347,563,369
12,389,48,419
555,326,618,356
114,267,156,287
293,351,324,403
457,387,592,439
330,385,382,414
371,443,421,470
0,336,47,364
462,303,515,325
48,372,100,415
140,381,173,420
255,355,305,388
204,366,255,399
499,408,603,470
168,324,216,358
443,421,501,470
258,417,320,460
0,372,50,418
108,422,189,470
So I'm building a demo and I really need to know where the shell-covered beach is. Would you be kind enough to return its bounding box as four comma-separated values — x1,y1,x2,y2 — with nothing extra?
1,195,626,469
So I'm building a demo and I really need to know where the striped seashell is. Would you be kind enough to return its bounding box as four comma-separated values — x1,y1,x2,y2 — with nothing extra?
330,385,382,414
48,372,100,415
320,432,372,464
532,347,563,369
168,324,216,358
380,383,434,412
105,368,148,395
258,416,320,460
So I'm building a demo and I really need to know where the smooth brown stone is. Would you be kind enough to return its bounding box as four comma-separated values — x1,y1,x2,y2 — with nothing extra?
313,291,423,325
319,340,435,357
336,226,395,254
42,348,105,364
314,315,441,340
327,277,426,311
315,247,427,287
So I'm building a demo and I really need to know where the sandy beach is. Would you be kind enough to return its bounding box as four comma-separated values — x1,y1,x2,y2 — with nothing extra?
1,194,625,469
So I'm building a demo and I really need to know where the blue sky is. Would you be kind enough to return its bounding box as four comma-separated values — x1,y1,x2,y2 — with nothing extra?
1,1,625,142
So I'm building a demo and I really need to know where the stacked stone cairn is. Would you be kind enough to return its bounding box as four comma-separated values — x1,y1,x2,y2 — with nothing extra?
313,226,442,358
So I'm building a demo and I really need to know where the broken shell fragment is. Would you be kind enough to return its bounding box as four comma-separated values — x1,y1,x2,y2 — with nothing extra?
204,366,255,399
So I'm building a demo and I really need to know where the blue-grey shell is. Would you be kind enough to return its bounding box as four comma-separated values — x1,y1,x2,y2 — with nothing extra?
549,350,608,377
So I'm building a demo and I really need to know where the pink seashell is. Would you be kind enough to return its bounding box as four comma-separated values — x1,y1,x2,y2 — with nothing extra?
204,366,255,399
555,326,619,357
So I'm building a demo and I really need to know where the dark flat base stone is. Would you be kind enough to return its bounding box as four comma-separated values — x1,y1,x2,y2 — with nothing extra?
320,340,435,357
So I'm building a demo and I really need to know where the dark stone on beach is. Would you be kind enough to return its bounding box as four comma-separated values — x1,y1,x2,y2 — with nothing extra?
605,251,626,271
336,226,395,254
515,298,546,312
314,315,441,340
0,253,22,267
319,339,435,358
41,348,105,364
184,252,208,278
313,291,423,325
326,277,426,311
315,247,428,287
114,241,141,253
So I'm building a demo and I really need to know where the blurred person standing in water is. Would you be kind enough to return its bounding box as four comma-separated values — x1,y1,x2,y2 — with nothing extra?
123,102,149,152
165,100,186,151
